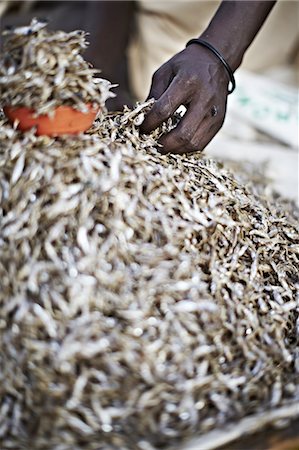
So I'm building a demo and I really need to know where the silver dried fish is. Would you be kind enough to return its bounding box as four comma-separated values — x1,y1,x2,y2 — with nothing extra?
0,20,299,450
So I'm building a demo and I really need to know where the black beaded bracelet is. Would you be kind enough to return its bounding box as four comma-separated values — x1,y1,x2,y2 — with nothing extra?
186,38,236,94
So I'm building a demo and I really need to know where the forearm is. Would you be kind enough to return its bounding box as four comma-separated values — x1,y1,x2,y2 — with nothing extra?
199,1,276,71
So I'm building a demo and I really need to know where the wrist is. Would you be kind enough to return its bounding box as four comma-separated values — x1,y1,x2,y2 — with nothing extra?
186,39,236,94
198,29,245,73
198,1,276,72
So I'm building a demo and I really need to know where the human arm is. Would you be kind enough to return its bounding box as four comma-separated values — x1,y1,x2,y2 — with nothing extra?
141,1,276,153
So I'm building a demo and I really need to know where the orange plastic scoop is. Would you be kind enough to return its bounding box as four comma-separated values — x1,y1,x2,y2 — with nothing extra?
4,104,99,136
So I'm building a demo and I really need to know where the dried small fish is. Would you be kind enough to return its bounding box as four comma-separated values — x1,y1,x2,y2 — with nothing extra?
0,20,299,450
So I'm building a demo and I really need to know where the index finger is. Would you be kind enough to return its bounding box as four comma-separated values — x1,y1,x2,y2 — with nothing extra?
141,75,191,134
146,65,173,102
158,99,206,154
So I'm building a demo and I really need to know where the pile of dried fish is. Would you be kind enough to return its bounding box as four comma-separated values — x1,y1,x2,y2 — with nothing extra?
0,18,114,115
0,22,299,450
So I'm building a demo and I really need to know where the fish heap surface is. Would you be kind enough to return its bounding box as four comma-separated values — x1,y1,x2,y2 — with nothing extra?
0,20,299,450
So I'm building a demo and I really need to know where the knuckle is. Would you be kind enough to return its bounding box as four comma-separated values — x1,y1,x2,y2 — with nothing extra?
176,133,189,146
176,71,187,83
154,98,173,121
180,126,194,143
154,105,168,121
185,72,200,87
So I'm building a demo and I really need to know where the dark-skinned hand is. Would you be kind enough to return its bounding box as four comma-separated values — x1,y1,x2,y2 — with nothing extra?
141,43,230,154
